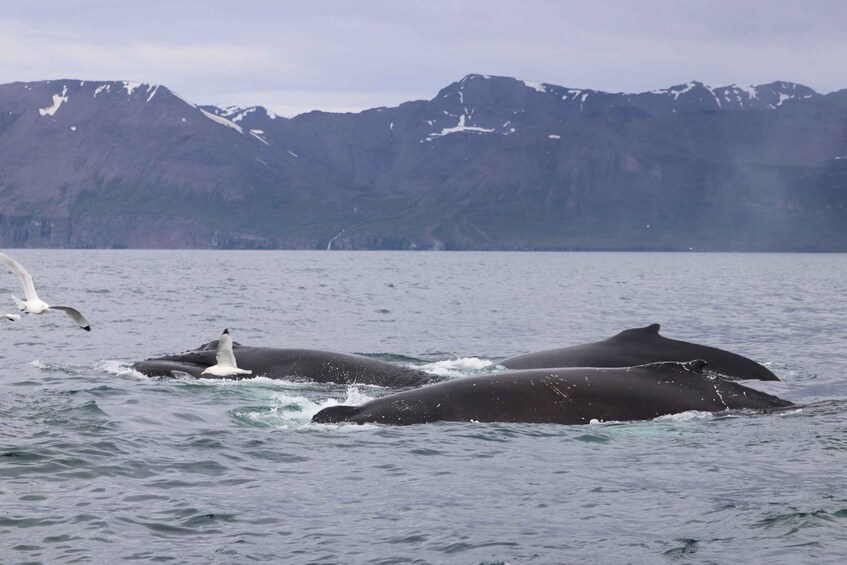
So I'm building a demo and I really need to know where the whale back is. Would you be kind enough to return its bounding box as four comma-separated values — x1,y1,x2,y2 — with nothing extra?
133,345,437,387
311,361,792,426
312,405,362,424
499,324,779,381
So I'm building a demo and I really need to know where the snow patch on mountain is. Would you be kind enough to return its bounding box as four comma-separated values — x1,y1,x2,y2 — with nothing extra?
250,129,269,145
39,85,68,117
212,105,279,122
524,81,547,93
123,81,142,96
200,108,244,134
651,82,698,100
424,114,494,141
737,84,758,99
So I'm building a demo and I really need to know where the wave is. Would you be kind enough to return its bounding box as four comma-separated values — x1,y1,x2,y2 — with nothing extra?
415,357,501,378
230,386,379,430
96,359,147,379
30,359,91,374
654,410,716,423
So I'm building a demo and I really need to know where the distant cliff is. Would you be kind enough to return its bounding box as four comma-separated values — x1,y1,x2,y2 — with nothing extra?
1,75,845,250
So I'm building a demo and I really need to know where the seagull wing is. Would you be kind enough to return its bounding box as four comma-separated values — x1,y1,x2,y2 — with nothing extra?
215,329,237,368
0,251,39,301
50,306,91,331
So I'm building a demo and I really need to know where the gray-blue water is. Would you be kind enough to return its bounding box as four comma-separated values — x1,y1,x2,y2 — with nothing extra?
1,250,846,564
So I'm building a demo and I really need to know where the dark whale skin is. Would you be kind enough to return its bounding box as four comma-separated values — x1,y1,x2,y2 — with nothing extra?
133,340,436,388
499,324,779,381
312,360,792,426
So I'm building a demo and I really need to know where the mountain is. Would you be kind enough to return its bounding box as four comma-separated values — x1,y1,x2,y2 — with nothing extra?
1,75,845,250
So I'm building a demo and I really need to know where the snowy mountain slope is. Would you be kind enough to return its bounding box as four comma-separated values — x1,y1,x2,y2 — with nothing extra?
0,75,844,250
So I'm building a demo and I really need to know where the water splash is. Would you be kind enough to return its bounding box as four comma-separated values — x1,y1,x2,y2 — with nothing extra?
96,359,147,379
654,410,716,423
230,385,377,429
416,357,500,378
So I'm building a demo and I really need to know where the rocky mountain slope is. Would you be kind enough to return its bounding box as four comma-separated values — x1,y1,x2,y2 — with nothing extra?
1,75,845,250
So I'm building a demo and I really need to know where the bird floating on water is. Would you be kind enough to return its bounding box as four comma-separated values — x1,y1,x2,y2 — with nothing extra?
201,329,252,377
2,311,21,322
0,250,91,331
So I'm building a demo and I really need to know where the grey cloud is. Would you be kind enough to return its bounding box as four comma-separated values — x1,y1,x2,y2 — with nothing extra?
1,0,845,116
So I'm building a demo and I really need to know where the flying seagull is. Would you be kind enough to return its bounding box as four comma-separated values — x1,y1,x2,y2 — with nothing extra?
201,329,252,377
0,250,91,331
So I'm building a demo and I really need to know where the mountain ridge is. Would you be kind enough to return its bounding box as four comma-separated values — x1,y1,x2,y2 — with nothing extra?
1,75,845,250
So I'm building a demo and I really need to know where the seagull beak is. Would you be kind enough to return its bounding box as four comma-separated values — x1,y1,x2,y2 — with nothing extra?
44,306,51,313
200,369,208,375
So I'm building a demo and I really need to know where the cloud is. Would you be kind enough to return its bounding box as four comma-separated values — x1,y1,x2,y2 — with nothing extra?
1,0,846,116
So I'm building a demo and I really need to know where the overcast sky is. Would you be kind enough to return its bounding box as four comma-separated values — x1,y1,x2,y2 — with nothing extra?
1,0,844,116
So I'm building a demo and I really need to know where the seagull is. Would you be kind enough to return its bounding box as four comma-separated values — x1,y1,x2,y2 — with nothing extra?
2,311,21,322
0,250,91,331
201,329,252,377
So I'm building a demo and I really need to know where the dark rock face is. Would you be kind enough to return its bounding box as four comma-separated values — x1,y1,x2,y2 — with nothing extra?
1,75,845,250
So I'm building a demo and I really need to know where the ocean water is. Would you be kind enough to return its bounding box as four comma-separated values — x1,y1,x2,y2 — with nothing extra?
1,250,846,564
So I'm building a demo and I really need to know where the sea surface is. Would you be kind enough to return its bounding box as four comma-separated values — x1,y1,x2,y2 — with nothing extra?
1,250,846,564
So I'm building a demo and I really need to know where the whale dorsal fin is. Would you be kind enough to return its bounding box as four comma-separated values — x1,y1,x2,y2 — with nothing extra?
197,339,241,351
613,323,662,340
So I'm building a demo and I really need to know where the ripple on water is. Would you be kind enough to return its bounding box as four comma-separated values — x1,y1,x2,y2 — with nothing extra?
2,251,847,564
662,538,700,558
753,508,841,533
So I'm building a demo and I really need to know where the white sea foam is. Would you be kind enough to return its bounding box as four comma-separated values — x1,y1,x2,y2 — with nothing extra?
240,385,378,429
654,410,715,422
96,359,147,379
415,357,498,378
31,359,89,374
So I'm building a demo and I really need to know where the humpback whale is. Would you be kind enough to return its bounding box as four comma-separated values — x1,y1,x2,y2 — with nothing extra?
133,339,437,388
312,360,792,426
499,324,779,381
